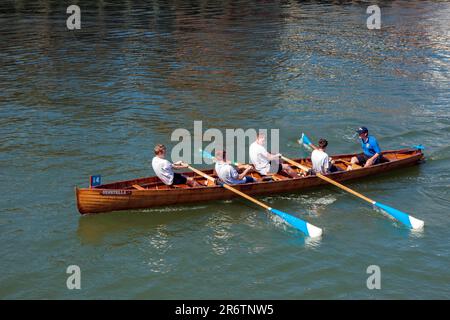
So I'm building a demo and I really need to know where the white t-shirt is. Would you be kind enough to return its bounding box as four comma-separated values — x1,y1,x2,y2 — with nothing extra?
215,162,246,185
311,149,330,174
249,142,270,175
152,156,174,185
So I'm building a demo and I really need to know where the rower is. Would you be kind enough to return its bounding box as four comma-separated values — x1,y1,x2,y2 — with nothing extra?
311,138,341,174
249,133,298,178
214,150,255,185
348,127,385,170
151,144,201,187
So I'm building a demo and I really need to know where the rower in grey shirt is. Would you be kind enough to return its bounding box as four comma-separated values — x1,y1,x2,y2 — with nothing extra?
214,150,255,185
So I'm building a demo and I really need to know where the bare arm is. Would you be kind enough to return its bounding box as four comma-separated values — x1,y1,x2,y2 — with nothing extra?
309,143,319,150
172,161,188,170
238,165,252,180
365,153,380,167
267,152,282,161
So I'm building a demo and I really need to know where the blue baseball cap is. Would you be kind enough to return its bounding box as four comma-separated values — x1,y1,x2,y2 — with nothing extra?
356,126,368,134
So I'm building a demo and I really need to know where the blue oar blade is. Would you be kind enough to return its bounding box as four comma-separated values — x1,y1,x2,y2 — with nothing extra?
374,202,424,230
298,133,313,150
269,208,322,238
200,148,214,161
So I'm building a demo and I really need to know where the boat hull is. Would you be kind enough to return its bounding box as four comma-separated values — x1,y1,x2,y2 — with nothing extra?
76,149,423,214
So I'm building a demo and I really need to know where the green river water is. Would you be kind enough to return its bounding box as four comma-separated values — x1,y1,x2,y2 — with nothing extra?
0,0,449,299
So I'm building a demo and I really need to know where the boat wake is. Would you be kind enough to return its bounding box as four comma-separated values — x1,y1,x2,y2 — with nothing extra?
140,206,208,213
302,195,338,217
262,194,337,217
308,195,337,206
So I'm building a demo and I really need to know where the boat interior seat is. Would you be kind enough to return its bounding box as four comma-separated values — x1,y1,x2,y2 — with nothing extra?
271,174,290,181
171,184,190,189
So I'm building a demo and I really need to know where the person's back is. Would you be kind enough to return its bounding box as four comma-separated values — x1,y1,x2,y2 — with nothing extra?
249,141,270,175
311,149,330,174
215,162,245,185
249,133,298,178
152,150,174,185
215,150,255,185
151,144,201,187
310,138,341,174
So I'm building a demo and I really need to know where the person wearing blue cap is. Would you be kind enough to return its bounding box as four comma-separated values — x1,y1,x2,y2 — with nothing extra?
348,127,383,170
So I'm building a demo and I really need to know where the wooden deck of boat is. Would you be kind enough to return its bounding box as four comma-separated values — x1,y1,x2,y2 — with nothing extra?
76,148,424,214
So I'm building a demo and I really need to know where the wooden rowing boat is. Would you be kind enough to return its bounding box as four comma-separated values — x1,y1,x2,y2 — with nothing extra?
75,148,424,214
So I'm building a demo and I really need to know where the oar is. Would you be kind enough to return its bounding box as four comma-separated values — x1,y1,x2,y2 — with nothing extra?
280,155,424,230
186,163,323,238
298,133,315,150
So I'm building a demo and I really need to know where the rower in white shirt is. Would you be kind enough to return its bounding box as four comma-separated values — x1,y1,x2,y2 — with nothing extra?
151,144,201,187
310,138,341,174
214,150,255,185
249,133,298,178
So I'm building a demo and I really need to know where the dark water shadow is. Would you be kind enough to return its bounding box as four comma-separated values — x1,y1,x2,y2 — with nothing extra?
76,198,320,247
76,203,212,244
